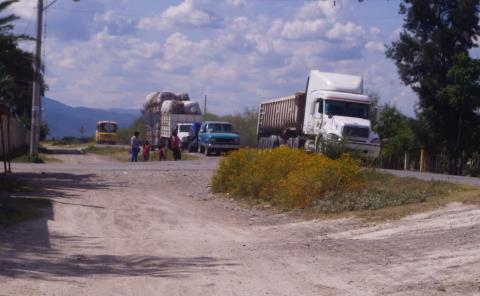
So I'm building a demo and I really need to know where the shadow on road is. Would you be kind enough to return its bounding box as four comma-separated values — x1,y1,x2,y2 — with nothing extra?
11,172,121,199
0,172,237,280
0,172,108,274
0,253,236,279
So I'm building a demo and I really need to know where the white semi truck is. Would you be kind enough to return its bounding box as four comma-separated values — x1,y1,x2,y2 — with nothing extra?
257,71,380,157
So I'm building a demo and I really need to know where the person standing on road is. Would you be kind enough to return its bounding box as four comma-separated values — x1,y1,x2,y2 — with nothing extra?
130,131,141,162
158,143,167,161
171,130,181,161
142,141,151,161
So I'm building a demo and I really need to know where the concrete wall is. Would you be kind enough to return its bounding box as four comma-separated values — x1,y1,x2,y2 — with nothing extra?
0,114,29,157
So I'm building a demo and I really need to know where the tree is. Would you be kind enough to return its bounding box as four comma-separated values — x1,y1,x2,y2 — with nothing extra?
367,91,380,130
117,117,145,145
386,0,480,173
40,121,50,141
376,105,416,159
0,0,42,125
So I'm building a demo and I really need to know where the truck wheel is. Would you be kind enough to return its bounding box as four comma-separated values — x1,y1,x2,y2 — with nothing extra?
199,145,205,154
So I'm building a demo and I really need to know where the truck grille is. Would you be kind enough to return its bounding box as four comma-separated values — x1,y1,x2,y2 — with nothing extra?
212,138,235,144
343,126,369,139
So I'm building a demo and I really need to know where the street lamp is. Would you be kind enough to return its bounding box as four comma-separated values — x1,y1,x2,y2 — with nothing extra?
29,0,79,158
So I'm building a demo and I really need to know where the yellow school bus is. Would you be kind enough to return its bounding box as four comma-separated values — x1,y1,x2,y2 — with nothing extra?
95,121,118,144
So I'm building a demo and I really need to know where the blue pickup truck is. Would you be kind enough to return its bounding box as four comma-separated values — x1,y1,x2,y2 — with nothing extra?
197,121,240,156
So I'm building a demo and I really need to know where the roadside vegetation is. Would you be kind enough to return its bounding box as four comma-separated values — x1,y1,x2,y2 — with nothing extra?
44,136,93,146
0,176,51,226
83,145,130,162
211,148,477,220
10,147,61,163
84,145,199,162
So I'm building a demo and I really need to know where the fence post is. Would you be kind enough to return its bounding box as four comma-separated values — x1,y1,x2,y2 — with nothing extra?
419,147,425,172
6,113,11,173
0,115,6,174
404,152,409,171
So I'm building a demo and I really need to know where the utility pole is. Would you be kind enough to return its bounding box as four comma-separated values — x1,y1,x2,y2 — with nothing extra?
204,94,207,116
29,0,44,157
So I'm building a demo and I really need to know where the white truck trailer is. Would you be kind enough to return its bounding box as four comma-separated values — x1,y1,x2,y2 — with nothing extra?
257,71,380,157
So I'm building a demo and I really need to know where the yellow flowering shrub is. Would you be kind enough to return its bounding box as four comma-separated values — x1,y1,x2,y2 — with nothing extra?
211,147,366,209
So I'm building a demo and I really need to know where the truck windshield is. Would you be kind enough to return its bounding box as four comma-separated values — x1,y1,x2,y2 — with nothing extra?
178,125,191,132
208,123,234,133
325,100,369,119
97,122,118,133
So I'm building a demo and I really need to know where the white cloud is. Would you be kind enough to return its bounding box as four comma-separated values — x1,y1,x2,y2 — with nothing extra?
297,0,341,20
365,41,384,52
370,26,381,35
279,19,328,40
38,0,415,117
138,0,222,30
226,0,247,8
326,22,365,42
9,0,36,20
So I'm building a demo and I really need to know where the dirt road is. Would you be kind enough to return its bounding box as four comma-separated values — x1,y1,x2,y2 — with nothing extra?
1,155,480,295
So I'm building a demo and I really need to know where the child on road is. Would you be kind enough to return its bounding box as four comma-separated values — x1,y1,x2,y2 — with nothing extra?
158,144,166,161
142,141,151,161
171,131,181,161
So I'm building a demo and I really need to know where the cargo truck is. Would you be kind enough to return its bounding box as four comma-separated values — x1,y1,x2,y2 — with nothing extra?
257,71,380,157
143,92,202,148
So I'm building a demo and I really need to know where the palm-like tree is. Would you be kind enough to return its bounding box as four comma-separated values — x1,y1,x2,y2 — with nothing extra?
0,0,42,125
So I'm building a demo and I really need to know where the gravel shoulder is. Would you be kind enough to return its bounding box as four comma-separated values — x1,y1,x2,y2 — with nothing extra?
1,156,479,295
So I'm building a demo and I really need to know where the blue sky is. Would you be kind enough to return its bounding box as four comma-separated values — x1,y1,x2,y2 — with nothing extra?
11,0,419,115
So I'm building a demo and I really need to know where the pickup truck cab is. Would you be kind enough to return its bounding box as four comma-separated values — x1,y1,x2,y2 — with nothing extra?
176,122,194,149
198,121,240,155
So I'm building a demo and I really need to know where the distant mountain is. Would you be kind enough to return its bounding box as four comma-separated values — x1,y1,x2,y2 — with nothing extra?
43,97,140,138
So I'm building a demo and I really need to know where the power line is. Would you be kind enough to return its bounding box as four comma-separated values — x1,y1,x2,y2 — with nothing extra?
44,5,400,21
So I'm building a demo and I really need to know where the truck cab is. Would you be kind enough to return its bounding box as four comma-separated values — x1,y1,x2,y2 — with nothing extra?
197,121,240,156
176,123,193,149
303,71,380,157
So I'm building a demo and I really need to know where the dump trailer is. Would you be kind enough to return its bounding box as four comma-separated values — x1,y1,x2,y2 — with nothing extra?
257,71,380,157
257,92,306,147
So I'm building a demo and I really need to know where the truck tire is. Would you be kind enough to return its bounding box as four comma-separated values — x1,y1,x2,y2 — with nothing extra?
199,145,205,154
269,136,280,149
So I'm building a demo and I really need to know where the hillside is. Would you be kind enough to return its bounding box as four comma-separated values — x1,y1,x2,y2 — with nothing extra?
43,97,140,138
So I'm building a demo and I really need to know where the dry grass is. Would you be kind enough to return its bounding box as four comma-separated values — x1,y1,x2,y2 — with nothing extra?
353,182,480,222
211,148,480,221
11,153,62,163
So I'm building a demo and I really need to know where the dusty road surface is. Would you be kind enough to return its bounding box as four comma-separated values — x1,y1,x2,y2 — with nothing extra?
2,154,480,295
